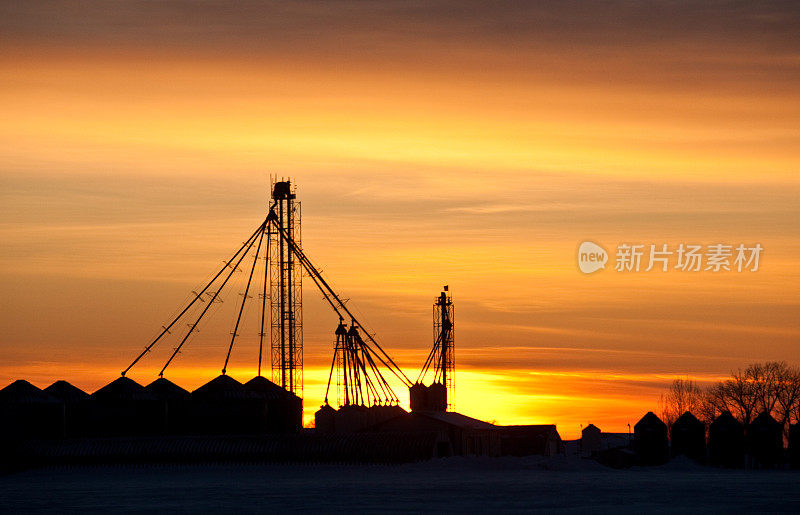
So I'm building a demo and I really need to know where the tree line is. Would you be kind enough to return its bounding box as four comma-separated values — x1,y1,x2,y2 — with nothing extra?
659,361,800,436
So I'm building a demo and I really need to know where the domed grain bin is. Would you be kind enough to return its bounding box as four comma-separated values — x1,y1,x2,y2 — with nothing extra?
315,403,337,433
633,412,668,465
44,380,90,438
746,411,783,468
0,380,64,439
244,375,302,433
146,377,192,435
709,411,744,468
670,411,705,464
90,376,160,436
580,423,602,456
191,375,268,434
335,404,369,433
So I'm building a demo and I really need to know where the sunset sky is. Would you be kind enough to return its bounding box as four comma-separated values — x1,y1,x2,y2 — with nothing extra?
1,1,798,438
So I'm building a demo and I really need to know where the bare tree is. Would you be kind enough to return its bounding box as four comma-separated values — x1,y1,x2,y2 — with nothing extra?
659,378,704,430
664,362,800,436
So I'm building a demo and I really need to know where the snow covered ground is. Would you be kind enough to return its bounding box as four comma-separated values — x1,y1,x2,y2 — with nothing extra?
1,456,798,513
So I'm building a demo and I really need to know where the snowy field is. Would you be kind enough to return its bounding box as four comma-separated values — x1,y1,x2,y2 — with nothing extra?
1,456,799,513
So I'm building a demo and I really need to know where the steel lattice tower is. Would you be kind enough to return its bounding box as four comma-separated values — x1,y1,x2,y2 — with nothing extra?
434,287,454,410
269,180,303,397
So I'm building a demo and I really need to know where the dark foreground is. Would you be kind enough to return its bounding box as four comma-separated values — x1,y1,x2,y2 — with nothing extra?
1,456,799,513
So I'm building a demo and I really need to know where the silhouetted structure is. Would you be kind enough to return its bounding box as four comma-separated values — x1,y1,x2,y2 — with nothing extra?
633,412,668,465
314,404,407,434
244,375,302,432
496,425,562,456
670,411,706,464
409,382,447,412
0,380,64,439
191,375,268,434
709,411,744,468
270,180,303,398
789,423,800,469
580,424,601,456
44,380,90,438
746,411,783,469
374,411,498,457
315,403,336,433
146,378,192,435
90,376,161,437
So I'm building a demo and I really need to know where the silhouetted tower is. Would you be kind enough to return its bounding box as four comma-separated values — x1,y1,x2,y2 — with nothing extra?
415,286,454,411
435,286,455,409
269,180,303,397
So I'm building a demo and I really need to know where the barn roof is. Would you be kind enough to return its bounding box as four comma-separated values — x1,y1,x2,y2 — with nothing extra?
497,424,560,439
414,410,494,430
146,378,191,400
44,380,90,402
0,379,60,404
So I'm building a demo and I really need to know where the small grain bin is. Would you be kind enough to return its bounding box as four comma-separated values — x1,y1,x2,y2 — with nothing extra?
670,411,706,464
746,411,783,468
633,412,668,465
709,411,744,468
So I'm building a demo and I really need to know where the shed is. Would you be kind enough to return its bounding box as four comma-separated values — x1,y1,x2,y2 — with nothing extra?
244,376,302,433
709,411,744,468
746,411,783,468
580,423,602,456
374,410,498,457
146,378,192,435
44,380,90,438
633,412,668,465
0,379,64,439
90,376,161,436
191,375,268,435
670,411,706,464
496,424,562,456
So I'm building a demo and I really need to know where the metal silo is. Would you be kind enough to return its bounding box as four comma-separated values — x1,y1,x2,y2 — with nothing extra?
670,411,706,464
